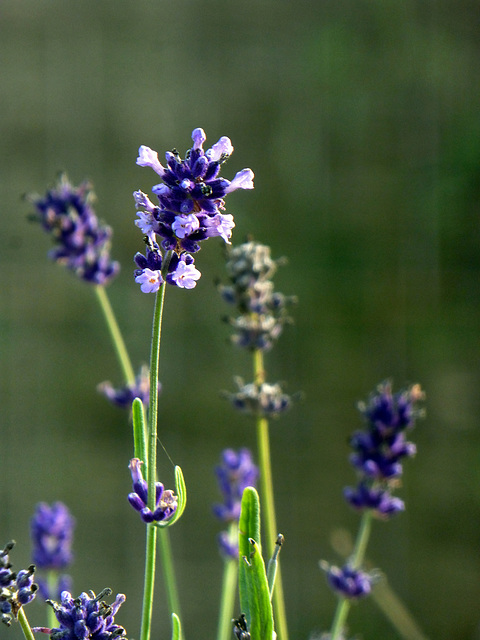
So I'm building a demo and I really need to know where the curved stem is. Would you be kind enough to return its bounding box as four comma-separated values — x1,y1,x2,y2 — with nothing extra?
94,285,135,384
216,522,239,640
329,510,373,640
253,348,289,640
158,529,182,620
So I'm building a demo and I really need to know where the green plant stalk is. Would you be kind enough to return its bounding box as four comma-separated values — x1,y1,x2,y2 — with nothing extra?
94,285,136,385
46,570,59,629
329,510,373,640
216,521,239,640
253,348,288,640
140,251,181,640
17,608,36,640
158,528,182,621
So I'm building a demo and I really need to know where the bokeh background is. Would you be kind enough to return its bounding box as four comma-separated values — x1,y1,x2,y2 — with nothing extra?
2,1,480,639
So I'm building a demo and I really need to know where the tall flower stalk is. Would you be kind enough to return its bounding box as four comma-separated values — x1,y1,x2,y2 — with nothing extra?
219,241,297,640
131,128,254,640
324,381,425,640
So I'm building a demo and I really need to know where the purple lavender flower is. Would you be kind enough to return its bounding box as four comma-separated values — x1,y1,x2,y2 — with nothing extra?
133,129,253,293
213,448,259,559
31,502,75,570
28,174,119,286
128,458,177,524
98,365,160,409
133,241,201,292
345,381,424,519
33,588,127,640
1,541,38,626
323,563,373,599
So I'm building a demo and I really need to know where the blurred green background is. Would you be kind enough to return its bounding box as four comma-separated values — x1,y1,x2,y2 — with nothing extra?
2,1,480,639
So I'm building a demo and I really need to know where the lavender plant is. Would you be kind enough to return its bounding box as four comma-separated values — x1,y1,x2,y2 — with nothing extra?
4,127,428,640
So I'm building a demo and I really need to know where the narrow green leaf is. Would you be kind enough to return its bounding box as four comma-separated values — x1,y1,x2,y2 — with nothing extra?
132,397,148,468
156,465,187,528
171,613,181,640
238,487,274,640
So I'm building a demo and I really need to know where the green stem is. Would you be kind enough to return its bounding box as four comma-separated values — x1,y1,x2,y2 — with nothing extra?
216,522,239,640
253,349,289,640
329,510,373,640
17,608,36,640
158,529,182,620
94,285,135,384
46,570,58,629
140,251,181,640
140,524,158,640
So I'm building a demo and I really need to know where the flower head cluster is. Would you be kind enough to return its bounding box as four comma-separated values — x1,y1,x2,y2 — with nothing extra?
213,448,259,558
223,378,291,418
133,128,254,292
98,365,160,410
127,459,177,524
30,502,75,600
28,174,119,286
33,588,127,640
344,381,425,519
322,562,373,599
219,241,297,351
1,541,38,626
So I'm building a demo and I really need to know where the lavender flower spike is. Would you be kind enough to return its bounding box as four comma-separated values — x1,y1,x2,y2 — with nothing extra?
31,502,75,570
134,128,254,257
32,588,127,640
1,541,38,626
213,448,259,559
28,174,119,286
128,458,177,523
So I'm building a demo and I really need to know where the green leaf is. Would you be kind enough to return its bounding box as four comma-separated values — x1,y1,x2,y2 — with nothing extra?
171,613,181,640
132,397,148,469
238,487,274,640
156,465,187,528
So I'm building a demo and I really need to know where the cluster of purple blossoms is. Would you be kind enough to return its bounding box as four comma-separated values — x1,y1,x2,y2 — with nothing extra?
127,458,177,524
30,502,75,600
344,381,425,519
222,378,291,418
133,128,254,292
322,562,373,600
1,541,38,626
33,588,127,640
98,365,160,410
219,241,297,351
213,448,259,559
29,174,119,286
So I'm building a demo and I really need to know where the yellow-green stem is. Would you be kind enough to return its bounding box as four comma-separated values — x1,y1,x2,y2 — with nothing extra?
17,608,36,640
94,285,135,384
216,522,239,640
329,510,373,640
253,348,289,640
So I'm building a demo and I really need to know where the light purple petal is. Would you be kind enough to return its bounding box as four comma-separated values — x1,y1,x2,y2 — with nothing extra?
136,146,166,177
206,136,234,162
192,128,206,150
225,168,254,193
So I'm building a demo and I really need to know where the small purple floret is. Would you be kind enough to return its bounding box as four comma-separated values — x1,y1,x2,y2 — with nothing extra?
128,459,177,524
324,564,372,599
98,365,160,410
